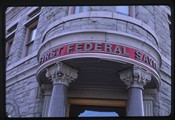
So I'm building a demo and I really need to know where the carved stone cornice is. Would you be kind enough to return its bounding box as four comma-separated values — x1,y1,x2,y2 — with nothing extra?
45,62,78,86
119,66,152,89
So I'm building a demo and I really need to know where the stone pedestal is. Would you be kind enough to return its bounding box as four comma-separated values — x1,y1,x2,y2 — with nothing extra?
45,62,78,117
119,66,151,116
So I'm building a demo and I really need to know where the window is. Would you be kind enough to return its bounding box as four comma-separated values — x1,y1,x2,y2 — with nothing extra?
69,6,89,14
75,6,89,13
6,37,14,63
6,23,17,63
116,6,133,16
24,21,38,56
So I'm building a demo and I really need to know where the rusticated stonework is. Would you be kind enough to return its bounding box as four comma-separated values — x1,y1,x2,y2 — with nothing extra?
6,99,20,117
45,62,78,86
5,6,171,117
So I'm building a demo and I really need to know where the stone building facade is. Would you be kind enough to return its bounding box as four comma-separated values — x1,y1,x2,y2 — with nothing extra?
5,6,171,117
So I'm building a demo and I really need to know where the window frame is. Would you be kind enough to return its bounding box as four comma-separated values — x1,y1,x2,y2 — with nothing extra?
5,23,17,64
68,6,89,14
6,36,14,63
24,21,38,56
68,6,75,15
6,37,13,56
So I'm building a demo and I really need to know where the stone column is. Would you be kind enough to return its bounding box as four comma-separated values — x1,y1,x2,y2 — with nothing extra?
119,66,151,116
45,62,78,117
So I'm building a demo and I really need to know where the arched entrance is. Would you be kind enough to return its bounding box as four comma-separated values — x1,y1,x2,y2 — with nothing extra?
37,57,158,117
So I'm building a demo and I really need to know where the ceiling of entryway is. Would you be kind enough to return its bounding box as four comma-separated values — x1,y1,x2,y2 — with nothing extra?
64,58,156,90
38,57,156,90
64,58,131,90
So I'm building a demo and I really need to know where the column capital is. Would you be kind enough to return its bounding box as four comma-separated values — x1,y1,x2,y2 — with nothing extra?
119,66,151,89
45,62,78,86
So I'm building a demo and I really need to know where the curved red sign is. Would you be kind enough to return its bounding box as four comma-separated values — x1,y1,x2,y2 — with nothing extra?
39,42,157,70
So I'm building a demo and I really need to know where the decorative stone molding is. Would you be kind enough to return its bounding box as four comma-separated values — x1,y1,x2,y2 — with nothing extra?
119,66,152,89
133,66,152,86
45,62,78,86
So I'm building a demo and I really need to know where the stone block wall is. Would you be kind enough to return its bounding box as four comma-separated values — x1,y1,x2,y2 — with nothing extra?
6,6,69,117
6,54,43,117
6,75,43,117
135,6,171,61
153,80,171,116
6,6,171,117
6,7,29,66
44,17,158,48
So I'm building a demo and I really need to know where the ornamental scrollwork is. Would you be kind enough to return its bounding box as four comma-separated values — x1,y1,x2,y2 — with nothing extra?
119,66,152,89
46,62,78,86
